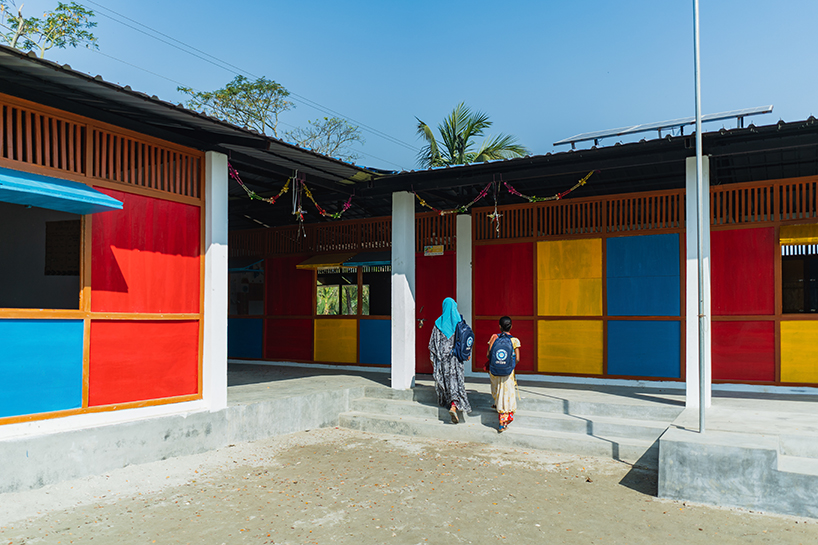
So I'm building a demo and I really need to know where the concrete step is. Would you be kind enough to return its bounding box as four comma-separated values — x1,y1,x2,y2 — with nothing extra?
780,434,818,459
778,454,818,476
512,410,669,442
338,411,660,469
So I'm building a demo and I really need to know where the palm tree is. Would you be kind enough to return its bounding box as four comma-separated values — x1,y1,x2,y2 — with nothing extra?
415,102,529,168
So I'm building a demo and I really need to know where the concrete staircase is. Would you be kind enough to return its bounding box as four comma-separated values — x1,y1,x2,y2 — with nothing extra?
339,383,684,469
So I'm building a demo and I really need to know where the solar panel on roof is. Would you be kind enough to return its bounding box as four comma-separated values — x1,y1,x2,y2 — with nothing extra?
554,105,773,147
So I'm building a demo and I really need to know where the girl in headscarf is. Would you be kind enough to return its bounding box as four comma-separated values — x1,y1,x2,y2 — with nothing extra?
428,297,472,423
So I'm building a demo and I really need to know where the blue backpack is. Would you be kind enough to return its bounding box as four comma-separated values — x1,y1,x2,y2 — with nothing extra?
451,315,475,362
489,333,516,376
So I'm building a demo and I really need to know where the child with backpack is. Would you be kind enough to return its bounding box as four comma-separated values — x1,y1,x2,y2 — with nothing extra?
487,316,520,432
428,297,473,423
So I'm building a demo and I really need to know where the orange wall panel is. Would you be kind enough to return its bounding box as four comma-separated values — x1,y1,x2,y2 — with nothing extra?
89,320,199,406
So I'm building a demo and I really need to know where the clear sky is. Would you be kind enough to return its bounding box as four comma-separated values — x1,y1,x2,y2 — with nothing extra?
17,0,818,172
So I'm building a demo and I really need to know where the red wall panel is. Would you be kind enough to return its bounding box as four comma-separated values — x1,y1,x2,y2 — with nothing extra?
474,243,534,317
710,228,775,315
712,321,775,382
89,320,199,406
92,188,200,313
266,256,315,316
415,253,456,374
474,318,535,373
265,318,314,361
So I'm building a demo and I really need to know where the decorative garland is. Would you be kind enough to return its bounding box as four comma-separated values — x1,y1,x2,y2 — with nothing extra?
414,182,493,215
229,162,354,222
303,183,354,220
505,170,597,202
228,163,290,205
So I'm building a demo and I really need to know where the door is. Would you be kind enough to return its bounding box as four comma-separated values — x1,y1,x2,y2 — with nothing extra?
415,252,456,374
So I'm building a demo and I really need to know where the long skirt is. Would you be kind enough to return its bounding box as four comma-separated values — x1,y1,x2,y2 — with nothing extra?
490,372,517,426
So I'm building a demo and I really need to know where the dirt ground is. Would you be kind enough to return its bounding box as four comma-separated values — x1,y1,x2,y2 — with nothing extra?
0,428,815,545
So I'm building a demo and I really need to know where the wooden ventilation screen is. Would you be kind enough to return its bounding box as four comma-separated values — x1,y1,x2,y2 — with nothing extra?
416,213,455,252
711,184,775,226
1,104,85,175
607,192,684,233
91,129,202,199
537,200,601,237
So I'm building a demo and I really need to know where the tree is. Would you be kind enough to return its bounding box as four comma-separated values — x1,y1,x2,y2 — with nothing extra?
415,102,529,168
0,1,98,58
285,116,364,162
179,76,365,162
178,75,293,138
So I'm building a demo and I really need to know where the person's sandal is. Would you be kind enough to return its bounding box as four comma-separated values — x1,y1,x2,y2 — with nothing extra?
449,404,459,424
498,424,506,432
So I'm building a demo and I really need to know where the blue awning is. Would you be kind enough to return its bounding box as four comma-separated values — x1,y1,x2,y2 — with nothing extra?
343,251,391,267
0,166,123,215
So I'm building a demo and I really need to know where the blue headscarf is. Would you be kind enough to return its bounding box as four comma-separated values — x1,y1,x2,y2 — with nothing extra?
435,297,461,338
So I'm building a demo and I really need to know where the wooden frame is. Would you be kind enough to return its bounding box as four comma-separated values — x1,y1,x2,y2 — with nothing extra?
0,93,207,426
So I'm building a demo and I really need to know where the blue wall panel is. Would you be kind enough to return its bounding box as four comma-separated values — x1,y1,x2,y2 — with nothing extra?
0,319,84,418
228,318,264,359
607,234,680,316
607,320,681,378
359,319,391,365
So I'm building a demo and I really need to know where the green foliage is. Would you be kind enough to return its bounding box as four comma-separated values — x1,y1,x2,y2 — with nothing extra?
416,102,529,168
178,75,294,137
284,116,364,162
316,285,339,315
0,1,98,58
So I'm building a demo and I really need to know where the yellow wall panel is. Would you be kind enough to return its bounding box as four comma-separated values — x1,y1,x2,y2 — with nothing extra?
781,321,818,383
314,319,357,364
780,224,818,245
538,320,603,375
538,239,603,316
539,279,602,316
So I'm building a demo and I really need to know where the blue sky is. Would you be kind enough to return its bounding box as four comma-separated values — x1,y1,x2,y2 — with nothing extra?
16,0,818,171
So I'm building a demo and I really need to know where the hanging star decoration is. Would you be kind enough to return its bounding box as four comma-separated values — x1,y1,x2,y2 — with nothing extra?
505,170,597,202
228,163,290,204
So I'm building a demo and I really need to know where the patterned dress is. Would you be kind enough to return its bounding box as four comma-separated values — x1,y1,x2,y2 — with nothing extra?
428,325,472,413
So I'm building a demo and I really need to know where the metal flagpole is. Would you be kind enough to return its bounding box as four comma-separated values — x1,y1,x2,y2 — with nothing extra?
693,0,706,433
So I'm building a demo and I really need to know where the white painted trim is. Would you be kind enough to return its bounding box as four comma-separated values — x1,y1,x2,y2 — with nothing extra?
0,400,210,441
391,191,416,389
456,214,482,378
685,155,712,408
203,151,229,411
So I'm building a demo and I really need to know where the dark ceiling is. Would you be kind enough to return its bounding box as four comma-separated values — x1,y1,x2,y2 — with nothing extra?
2,45,817,232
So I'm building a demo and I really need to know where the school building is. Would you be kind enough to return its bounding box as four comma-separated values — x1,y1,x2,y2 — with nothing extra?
2,43,818,517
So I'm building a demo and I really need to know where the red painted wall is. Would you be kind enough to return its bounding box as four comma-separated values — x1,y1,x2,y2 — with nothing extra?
474,318,535,374
712,321,775,382
474,243,534,317
415,253,456,374
711,227,775,315
88,320,199,406
264,318,314,361
92,188,201,313
266,256,315,316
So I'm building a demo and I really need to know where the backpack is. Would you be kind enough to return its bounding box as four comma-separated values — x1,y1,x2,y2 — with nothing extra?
451,314,475,362
489,333,516,376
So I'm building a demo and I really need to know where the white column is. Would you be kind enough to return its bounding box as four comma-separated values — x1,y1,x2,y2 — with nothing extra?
456,214,479,377
685,155,711,408
203,151,229,411
391,191,416,389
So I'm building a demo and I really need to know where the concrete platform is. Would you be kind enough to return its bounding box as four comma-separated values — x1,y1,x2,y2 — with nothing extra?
1,362,817,520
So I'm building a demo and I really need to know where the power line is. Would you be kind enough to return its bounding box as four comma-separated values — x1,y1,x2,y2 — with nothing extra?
81,0,420,154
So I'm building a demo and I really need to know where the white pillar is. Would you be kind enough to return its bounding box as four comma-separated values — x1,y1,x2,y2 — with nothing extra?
685,155,711,408
456,214,479,377
203,151,229,411
391,191,416,389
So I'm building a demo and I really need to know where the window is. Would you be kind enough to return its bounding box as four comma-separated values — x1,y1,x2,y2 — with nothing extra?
782,245,818,313
228,261,264,315
0,201,81,309
316,268,358,316
316,265,391,316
